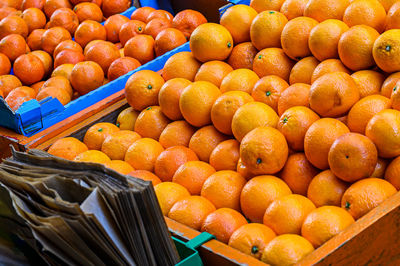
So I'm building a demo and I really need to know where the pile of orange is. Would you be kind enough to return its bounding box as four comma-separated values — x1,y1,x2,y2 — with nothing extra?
0,6,206,111
46,0,400,264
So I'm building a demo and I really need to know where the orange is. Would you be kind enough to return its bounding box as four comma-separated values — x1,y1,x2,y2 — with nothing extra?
189,23,233,62
312,60,351,84
172,161,216,195
280,0,309,20
384,156,400,189
381,73,400,98
338,25,379,71
107,57,141,81
373,29,400,73
101,130,140,160
70,61,104,95
343,0,386,33
146,10,173,22
119,20,146,46
154,146,198,182
101,0,130,18
328,133,378,182
378,0,398,11
281,153,319,195
220,69,259,94
31,81,45,95
0,34,27,62
189,125,228,162
36,86,71,105
365,109,400,158
211,91,254,135
277,83,311,116
281,17,318,60
54,49,84,68
47,137,88,161
83,122,119,150
124,138,164,172
5,89,33,111
73,150,111,164
158,78,191,120
0,15,28,39
27,29,45,51
0,75,22,98
84,41,120,73
308,19,349,61
104,14,130,43
124,70,165,111
289,56,319,85
143,17,171,39
228,223,276,259
236,158,254,181
209,139,240,171
342,178,397,219
13,53,45,85
162,52,201,81
74,20,106,48
53,40,83,58
43,0,72,18
253,48,294,81
73,3,103,23
351,70,385,98
130,6,155,22
232,102,279,142
51,64,74,80
301,206,355,247
385,2,400,30
304,118,350,169
261,234,315,265
22,8,46,34
154,182,190,215
201,208,247,244
307,170,349,207
31,50,53,77
200,170,246,211
124,35,155,65
194,61,233,88
250,0,285,12
250,10,289,50
0,53,11,75
347,95,391,134
263,194,316,235
227,42,258,70
371,158,388,178
11,86,36,99
220,4,257,44
168,196,216,230
134,106,170,140
179,81,221,127
251,75,289,113
154,28,186,57
240,175,292,223
128,170,161,186
104,160,134,174
0,7,18,20
116,107,139,131
304,0,350,22
391,81,400,110
48,8,79,35
310,72,359,117
159,120,196,148
41,27,72,55
171,9,207,38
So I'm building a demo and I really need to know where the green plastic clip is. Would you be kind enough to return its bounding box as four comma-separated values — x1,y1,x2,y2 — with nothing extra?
185,232,216,250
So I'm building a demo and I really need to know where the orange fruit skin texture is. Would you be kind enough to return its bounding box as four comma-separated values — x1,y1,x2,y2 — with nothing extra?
343,0,386,33
73,150,111,164
101,130,140,160
263,194,316,235
128,170,162,186
240,175,292,223
168,195,216,231
220,69,259,94
311,59,350,83
154,182,190,216
289,56,319,85
48,137,88,161
384,156,400,189
105,160,134,175
261,234,314,265
351,70,384,98
124,138,164,172
134,106,170,140
341,178,397,220
228,223,277,259
251,75,289,113
301,206,355,248
328,133,378,182
307,170,349,207
209,139,240,171
373,29,400,73
253,48,294,81
304,0,350,22
83,122,119,151
201,208,248,244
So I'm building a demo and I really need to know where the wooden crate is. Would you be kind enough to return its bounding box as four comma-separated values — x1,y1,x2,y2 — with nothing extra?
26,98,400,265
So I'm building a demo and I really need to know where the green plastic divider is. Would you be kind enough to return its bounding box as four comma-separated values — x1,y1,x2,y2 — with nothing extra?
174,232,216,266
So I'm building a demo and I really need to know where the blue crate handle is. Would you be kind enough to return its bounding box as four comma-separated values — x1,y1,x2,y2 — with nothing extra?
185,232,216,250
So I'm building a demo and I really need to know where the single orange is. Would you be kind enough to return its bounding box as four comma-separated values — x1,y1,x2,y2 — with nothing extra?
304,0,350,22
119,20,146,46
48,8,79,35
385,1,400,30
74,20,106,48
159,120,196,149
13,53,45,85
101,130,140,160
51,64,74,80
83,122,119,150
30,50,53,77
73,150,111,164
70,61,104,95
158,78,191,120
27,29,45,51
146,10,173,22
280,0,309,20
21,8,46,34
0,52,11,75
54,49,84,68
0,34,27,62
289,56,319,85
253,48,295,81
41,27,72,55
104,14,130,43
171,9,207,38
194,61,233,88
220,69,259,94
209,139,240,171
36,85,71,105
0,15,28,39
124,138,164,172
130,6,155,22
162,51,201,81
227,42,258,70
124,34,155,65
143,17,171,39
311,59,351,83
116,107,139,131
101,0,130,18
105,160,134,175
84,41,120,73
154,182,190,215
154,28,187,57
250,0,285,12
5,89,33,111
381,72,400,98
189,125,228,162
373,29,400,73
351,70,385,98
251,75,289,113
107,57,141,81
73,3,103,23
0,75,22,98
343,0,386,33
43,0,72,18
371,158,388,178
277,83,311,116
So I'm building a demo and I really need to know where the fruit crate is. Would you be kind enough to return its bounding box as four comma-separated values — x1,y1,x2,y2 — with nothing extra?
25,98,400,265
0,0,177,137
